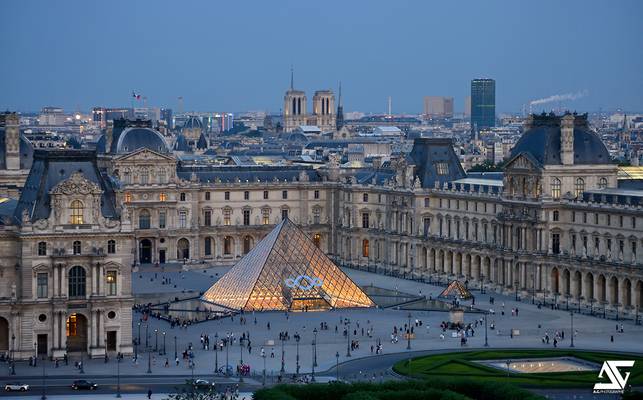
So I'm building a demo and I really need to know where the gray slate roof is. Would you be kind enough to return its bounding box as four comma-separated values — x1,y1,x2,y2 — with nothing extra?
409,138,466,188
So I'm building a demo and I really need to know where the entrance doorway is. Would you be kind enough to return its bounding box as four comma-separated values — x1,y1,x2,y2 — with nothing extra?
106,331,117,351
159,249,166,264
66,313,88,352
0,317,8,352
139,239,152,264
177,238,190,260
37,334,47,356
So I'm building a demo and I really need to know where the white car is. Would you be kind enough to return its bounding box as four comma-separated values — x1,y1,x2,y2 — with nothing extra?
4,383,30,391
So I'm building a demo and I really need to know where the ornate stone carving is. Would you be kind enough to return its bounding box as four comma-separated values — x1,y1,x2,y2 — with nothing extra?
51,172,102,195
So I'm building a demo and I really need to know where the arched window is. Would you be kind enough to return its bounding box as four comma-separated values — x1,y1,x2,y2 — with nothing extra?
362,239,370,258
139,210,151,229
224,236,233,255
204,237,212,257
73,241,81,255
107,240,116,254
574,178,585,198
68,266,86,298
551,178,561,200
243,236,252,254
38,241,47,256
70,200,84,224
598,177,608,189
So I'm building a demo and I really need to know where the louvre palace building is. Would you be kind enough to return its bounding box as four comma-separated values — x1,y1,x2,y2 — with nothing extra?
0,111,641,359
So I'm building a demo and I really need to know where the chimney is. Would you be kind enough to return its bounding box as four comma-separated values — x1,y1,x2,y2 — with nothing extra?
105,120,114,152
4,113,20,170
560,114,574,165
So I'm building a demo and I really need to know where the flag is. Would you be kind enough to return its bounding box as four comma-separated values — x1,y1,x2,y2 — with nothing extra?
132,91,141,100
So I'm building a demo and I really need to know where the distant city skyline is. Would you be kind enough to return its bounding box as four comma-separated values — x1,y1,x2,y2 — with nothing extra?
1,0,642,114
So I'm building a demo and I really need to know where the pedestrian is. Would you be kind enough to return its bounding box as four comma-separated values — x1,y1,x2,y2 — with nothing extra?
147,388,153,399
610,335,614,343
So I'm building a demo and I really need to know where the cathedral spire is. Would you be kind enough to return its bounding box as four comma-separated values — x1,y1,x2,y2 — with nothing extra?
336,81,344,131
290,65,294,90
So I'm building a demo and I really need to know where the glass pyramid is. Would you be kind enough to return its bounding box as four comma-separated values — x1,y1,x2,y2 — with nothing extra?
201,218,374,311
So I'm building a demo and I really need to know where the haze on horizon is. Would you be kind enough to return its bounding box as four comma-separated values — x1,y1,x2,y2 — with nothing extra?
0,0,641,114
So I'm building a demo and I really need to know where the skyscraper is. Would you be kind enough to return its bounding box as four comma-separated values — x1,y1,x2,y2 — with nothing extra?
423,96,454,118
470,78,495,132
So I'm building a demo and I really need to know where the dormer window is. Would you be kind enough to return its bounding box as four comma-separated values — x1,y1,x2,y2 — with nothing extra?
70,200,84,224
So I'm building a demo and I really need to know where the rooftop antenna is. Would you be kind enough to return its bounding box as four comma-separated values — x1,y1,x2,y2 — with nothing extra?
338,81,342,107
178,96,184,114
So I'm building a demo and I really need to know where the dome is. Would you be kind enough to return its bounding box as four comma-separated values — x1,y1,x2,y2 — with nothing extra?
509,113,611,166
183,116,203,130
114,127,169,154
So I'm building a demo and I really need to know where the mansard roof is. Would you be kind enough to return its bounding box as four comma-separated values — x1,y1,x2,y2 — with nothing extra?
409,138,466,188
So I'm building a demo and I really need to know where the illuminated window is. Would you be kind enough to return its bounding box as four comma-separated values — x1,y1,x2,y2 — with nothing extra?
598,177,607,189
66,313,78,336
262,208,270,225
68,266,86,298
362,239,369,257
106,271,117,295
435,162,449,175
223,209,231,225
70,200,84,224
551,178,561,200
124,193,132,203
159,193,167,202
574,178,585,198
313,233,321,248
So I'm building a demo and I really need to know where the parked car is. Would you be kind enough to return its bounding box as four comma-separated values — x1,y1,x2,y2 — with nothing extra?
71,380,98,390
4,383,29,392
186,378,215,389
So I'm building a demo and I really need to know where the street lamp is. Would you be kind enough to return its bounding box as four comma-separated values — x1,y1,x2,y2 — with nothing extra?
295,334,300,377
137,322,141,349
80,349,85,374
570,312,575,348
147,349,152,374
11,334,15,375
335,351,340,381
514,281,519,301
313,328,318,368
262,352,267,386
480,274,485,294
174,335,177,360
239,336,244,383
145,324,149,348
154,329,158,352
406,313,412,350
280,335,285,375
346,322,351,357
484,312,489,347
225,334,230,377
116,353,122,398
214,333,219,375
311,339,316,382
162,331,166,356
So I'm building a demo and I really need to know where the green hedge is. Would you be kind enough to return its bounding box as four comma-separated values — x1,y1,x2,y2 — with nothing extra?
253,380,543,400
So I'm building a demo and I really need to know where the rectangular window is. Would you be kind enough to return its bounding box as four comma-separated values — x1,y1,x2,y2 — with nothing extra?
159,211,166,229
363,193,368,202
180,192,186,201
204,210,211,226
378,194,382,203
423,217,431,236
594,213,599,225
262,209,270,225
263,190,269,200
435,162,449,175
619,216,623,227
243,210,250,226
38,242,47,256
572,212,576,223
281,209,288,220
106,271,117,296
607,215,611,226
224,209,231,226
314,190,319,200
362,213,369,229
633,217,637,229
205,192,211,201
552,233,560,254
244,191,249,201
179,211,187,228
224,191,230,201
159,193,167,202
37,273,48,298
583,212,587,224
282,190,288,200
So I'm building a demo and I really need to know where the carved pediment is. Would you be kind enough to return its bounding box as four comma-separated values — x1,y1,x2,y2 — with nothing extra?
51,172,102,195
114,148,176,163
505,152,541,172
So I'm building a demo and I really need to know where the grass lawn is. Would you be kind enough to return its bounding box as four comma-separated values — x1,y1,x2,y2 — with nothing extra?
393,349,643,388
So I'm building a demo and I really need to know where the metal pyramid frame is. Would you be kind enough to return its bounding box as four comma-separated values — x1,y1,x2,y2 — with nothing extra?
201,218,374,311
438,280,473,300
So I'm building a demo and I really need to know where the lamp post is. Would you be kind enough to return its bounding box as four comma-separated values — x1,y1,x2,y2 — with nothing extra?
174,335,177,360
565,294,570,311
280,336,285,375
162,331,166,356
570,312,575,348
313,328,318,368
147,349,152,374
484,312,489,347
346,322,351,357
262,352,266,386
214,333,219,375
406,313,412,350
531,270,536,304
335,351,340,381
480,274,485,294
116,353,121,398
589,297,595,315
636,306,641,326
615,303,620,321
295,334,300,377
11,334,15,375
514,281,519,301
137,322,141,349
154,329,158,352
311,339,316,382
239,336,244,383
225,334,230,377
80,349,85,374
41,354,47,400
145,324,149,349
